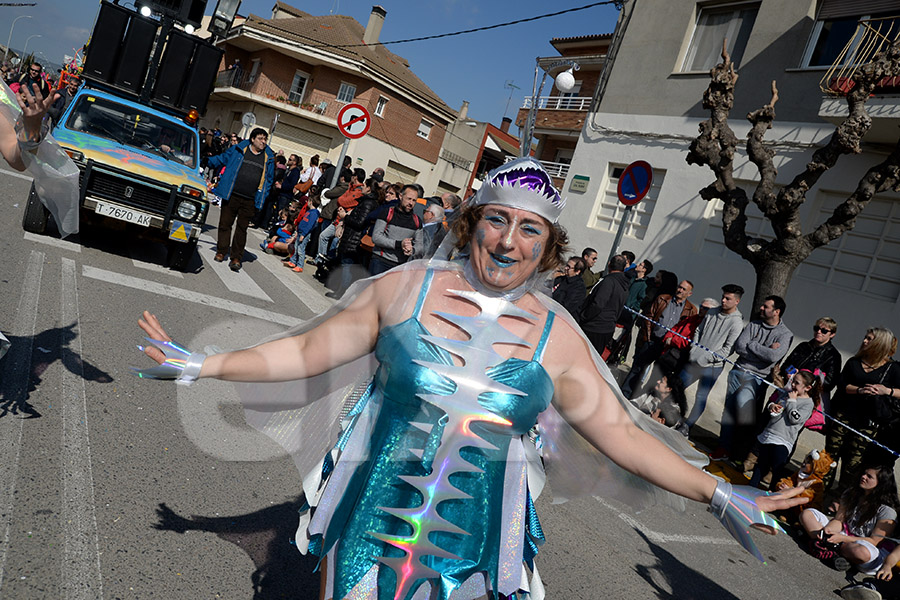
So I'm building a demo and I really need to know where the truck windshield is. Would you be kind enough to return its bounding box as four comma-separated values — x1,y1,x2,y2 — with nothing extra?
66,95,197,168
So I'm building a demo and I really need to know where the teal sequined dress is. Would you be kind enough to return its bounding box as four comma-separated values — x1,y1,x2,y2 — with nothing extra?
302,269,556,600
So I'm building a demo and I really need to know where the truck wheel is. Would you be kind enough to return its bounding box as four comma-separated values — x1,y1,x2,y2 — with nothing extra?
166,239,198,272
22,183,50,234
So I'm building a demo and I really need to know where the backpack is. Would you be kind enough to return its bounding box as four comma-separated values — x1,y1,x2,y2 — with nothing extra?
383,207,421,232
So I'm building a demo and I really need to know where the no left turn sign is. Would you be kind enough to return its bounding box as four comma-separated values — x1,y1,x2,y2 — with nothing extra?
337,103,371,139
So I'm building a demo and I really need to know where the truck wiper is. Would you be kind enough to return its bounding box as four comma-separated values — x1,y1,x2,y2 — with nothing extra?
142,140,188,166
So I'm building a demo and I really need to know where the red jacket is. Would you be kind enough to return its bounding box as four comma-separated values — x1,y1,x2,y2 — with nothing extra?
337,182,363,210
663,313,704,349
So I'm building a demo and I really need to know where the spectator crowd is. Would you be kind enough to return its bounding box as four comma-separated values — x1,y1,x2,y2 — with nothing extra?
549,245,900,599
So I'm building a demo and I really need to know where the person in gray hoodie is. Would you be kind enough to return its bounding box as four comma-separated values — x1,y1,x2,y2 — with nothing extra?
712,294,794,461
677,284,745,435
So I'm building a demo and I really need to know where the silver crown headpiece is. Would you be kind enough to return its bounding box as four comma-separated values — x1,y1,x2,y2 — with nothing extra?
471,157,566,224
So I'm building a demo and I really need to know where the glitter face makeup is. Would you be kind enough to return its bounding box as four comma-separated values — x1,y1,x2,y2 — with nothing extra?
469,206,549,292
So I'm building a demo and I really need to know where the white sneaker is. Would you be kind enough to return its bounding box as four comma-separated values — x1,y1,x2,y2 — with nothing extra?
841,583,882,600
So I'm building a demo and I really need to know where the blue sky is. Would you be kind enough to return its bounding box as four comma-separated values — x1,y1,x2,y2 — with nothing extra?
2,0,620,124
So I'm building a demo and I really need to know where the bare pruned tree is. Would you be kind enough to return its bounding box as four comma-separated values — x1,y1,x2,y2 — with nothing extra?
686,39,900,309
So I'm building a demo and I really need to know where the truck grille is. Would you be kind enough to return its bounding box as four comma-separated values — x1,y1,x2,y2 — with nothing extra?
88,170,172,215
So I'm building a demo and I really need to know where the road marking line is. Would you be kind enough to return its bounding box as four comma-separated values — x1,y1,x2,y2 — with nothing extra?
0,167,33,182
129,245,183,278
23,232,82,253
81,265,302,327
594,496,736,546
256,254,334,316
0,250,44,592
60,258,104,599
197,233,272,302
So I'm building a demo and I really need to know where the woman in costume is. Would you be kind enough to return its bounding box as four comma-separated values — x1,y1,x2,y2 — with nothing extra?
0,77,80,237
135,158,806,600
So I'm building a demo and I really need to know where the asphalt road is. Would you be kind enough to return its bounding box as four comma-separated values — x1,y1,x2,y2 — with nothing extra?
0,166,887,599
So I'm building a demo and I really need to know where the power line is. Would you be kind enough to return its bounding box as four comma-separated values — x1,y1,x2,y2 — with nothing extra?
326,1,618,49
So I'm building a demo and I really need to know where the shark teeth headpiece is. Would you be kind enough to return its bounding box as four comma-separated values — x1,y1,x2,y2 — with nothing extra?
471,156,566,223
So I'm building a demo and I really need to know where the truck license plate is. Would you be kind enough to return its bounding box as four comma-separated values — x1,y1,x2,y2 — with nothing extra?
95,201,152,227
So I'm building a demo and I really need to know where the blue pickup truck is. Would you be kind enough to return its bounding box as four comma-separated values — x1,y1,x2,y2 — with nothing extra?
22,85,210,271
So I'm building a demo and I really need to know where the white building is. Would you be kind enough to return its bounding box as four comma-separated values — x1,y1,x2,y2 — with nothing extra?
562,0,900,356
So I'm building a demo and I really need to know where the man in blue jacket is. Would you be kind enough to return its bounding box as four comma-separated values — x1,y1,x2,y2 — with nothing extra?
207,128,275,271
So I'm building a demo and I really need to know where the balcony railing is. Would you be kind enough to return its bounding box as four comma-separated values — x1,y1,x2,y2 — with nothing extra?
505,155,570,178
214,68,338,118
820,16,900,96
521,96,591,111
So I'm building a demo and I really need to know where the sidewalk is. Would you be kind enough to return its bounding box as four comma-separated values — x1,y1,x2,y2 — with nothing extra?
609,359,900,491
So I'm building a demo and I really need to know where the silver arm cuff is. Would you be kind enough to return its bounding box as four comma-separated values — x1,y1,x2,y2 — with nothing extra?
709,479,783,563
131,338,206,386
177,351,206,386
14,115,50,153
708,479,732,520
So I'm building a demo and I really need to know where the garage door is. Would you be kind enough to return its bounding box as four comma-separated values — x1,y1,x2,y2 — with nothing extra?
384,160,420,186
271,122,334,163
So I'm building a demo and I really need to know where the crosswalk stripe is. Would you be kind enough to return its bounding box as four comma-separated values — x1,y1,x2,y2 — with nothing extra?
23,232,82,253
0,166,33,182
129,245,183,278
0,250,44,592
60,258,104,599
81,265,302,327
256,254,334,316
197,233,272,302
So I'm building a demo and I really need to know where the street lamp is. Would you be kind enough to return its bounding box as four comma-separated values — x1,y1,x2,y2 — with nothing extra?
22,34,42,63
519,58,580,157
4,14,32,63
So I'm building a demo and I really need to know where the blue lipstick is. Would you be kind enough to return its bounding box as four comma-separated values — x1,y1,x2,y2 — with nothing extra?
490,253,517,268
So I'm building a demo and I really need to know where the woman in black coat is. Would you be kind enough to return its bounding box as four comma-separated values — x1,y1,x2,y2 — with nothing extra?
334,177,380,295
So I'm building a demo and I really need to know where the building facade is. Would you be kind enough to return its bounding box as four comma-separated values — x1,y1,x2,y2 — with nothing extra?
515,34,611,187
203,2,465,194
561,0,900,355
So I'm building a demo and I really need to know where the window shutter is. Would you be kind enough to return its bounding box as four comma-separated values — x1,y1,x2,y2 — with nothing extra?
817,0,900,19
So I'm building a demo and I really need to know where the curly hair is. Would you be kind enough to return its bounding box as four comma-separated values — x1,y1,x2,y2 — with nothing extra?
451,204,569,272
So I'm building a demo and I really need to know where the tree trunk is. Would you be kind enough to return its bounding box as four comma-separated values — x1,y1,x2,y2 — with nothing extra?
751,258,799,312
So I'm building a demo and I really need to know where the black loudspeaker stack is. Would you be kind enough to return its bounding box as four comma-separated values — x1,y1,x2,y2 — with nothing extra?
81,2,130,81
151,33,222,114
80,1,223,114
113,14,157,93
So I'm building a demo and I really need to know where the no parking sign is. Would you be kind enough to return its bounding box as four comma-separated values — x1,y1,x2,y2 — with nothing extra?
617,160,653,206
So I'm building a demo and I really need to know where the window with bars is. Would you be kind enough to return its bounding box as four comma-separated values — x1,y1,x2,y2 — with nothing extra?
587,164,663,240
801,3,900,68
417,118,433,140
375,96,388,117
288,70,309,103
796,193,900,301
337,82,356,103
682,3,759,71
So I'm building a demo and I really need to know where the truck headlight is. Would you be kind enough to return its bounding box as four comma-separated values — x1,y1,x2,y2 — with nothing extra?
62,147,84,161
176,200,198,220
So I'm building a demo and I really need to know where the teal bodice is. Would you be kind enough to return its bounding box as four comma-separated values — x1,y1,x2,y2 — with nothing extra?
309,270,555,600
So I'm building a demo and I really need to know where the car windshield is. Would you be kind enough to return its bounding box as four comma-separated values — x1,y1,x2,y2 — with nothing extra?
65,95,197,168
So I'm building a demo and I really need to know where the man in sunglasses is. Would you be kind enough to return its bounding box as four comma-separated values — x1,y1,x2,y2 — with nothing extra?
16,62,50,101
778,317,843,399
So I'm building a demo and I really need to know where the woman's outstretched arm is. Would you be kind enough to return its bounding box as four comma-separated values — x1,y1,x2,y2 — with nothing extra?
548,320,807,512
138,270,395,383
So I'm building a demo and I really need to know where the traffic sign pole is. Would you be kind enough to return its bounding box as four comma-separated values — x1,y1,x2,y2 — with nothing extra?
607,205,633,265
330,137,351,189
607,160,653,265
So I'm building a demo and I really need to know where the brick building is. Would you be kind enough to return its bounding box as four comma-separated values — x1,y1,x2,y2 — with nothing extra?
205,2,464,194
